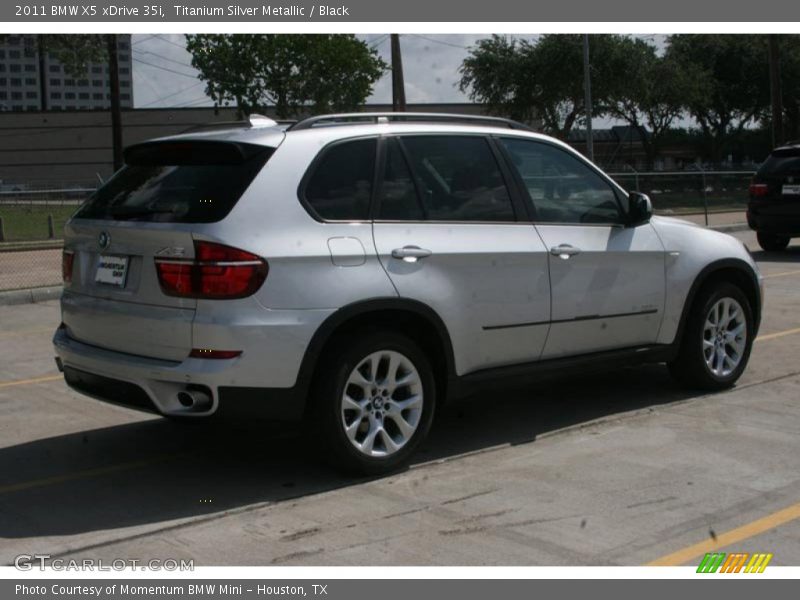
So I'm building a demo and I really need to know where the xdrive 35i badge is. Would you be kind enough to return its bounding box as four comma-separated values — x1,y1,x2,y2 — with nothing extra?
98,231,110,250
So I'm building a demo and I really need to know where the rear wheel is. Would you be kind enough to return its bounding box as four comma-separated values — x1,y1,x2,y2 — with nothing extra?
668,282,753,391
757,232,790,252
312,331,436,475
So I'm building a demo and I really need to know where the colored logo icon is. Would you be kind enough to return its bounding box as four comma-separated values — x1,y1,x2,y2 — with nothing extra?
697,552,773,573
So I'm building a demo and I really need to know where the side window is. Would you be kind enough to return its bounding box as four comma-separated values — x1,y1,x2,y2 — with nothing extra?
500,138,622,225
400,136,515,222
304,138,376,220
377,138,424,220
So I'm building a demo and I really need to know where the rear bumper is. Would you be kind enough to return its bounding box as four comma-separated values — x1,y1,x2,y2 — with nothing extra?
53,305,333,420
747,202,800,235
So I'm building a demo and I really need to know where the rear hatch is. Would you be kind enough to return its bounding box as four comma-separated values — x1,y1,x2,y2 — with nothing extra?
752,146,800,211
62,139,273,361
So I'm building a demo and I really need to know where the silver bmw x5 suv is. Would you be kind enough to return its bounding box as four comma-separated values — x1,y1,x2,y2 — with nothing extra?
53,113,763,473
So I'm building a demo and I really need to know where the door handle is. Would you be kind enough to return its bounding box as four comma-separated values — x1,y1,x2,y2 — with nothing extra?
391,246,432,262
550,244,582,259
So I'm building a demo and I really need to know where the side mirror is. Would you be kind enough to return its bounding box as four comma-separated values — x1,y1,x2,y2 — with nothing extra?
627,191,653,227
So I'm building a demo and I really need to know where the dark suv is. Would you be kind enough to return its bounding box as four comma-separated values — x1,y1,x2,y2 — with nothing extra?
748,142,800,251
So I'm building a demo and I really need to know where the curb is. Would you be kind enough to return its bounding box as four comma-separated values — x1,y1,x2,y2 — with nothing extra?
0,286,62,307
0,240,63,252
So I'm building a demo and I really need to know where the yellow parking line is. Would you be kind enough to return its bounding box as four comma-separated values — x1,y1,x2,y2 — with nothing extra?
0,374,61,389
756,326,800,343
0,454,185,495
647,501,800,566
762,269,800,279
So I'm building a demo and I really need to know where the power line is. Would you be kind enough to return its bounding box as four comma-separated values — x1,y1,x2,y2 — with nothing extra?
132,35,154,46
133,48,195,71
174,95,215,108
139,81,204,108
369,34,389,48
152,34,187,49
133,57,199,80
408,34,469,50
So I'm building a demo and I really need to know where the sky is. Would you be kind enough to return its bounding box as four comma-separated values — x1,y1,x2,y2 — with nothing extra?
130,34,666,125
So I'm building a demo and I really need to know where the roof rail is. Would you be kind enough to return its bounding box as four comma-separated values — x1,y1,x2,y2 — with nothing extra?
287,112,535,132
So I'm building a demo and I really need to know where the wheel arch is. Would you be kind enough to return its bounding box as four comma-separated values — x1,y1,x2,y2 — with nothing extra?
295,298,457,414
674,258,762,347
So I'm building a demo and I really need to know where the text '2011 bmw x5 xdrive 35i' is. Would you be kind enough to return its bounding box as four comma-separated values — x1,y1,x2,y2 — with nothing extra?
54,113,763,474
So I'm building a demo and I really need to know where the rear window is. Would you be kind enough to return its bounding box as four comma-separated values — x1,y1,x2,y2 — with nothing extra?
74,141,273,223
758,147,800,177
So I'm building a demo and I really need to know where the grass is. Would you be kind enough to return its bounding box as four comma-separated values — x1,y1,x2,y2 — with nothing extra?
0,205,77,242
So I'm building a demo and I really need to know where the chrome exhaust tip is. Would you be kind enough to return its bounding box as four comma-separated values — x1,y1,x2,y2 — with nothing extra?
176,387,212,411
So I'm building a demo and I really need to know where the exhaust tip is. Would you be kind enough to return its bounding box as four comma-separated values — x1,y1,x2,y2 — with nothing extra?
177,391,194,408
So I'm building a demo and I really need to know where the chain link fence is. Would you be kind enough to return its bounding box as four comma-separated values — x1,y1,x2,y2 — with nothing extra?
0,173,753,293
0,181,94,292
608,170,754,224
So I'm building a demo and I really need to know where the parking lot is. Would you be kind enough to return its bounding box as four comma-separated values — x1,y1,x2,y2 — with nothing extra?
1,228,799,567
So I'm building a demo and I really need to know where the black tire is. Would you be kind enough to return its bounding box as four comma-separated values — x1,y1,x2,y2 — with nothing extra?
668,282,754,391
311,330,436,475
757,232,790,252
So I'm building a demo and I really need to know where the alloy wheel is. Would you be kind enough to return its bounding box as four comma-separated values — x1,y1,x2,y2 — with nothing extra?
340,350,423,458
702,297,747,378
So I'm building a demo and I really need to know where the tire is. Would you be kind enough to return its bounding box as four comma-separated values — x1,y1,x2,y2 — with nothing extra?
757,232,790,252
668,282,754,391
311,331,436,475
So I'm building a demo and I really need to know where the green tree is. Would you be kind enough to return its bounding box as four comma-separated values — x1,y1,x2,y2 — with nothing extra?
774,35,800,143
184,34,387,119
459,34,630,138
604,37,698,170
666,35,769,166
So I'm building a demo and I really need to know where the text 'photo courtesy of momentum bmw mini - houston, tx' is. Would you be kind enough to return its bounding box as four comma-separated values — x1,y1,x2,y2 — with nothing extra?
53,112,763,474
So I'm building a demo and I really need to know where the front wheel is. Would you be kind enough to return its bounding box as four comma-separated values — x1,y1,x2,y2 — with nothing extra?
312,331,436,475
757,232,790,252
668,282,754,391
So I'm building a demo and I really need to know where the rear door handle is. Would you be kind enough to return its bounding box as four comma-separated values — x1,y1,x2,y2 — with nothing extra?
391,246,433,262
550,244,581,259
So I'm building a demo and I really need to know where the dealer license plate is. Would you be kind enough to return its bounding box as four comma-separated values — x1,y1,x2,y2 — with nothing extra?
95,255,129,287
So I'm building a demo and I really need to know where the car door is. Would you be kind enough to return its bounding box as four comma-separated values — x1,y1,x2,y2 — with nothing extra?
371,135,551,376
498,137,666,359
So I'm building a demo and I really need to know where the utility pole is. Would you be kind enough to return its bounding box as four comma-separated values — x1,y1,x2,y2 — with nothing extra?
37,35,48,111
390,34,406,112
106,34,123,172
582,34,594,162
768,34,783,148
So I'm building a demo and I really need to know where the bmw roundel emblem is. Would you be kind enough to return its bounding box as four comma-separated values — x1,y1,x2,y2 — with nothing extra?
98,231,110,250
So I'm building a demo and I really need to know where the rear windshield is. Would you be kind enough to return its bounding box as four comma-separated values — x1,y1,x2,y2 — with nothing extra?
74,141,273,223
758,148,800,178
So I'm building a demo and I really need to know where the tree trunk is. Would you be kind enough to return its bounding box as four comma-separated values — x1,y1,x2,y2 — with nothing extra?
785,102,800,141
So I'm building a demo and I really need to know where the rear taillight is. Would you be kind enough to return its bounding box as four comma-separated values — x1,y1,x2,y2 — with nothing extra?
749,182,769,197
155,241,268,299
62,250,75,283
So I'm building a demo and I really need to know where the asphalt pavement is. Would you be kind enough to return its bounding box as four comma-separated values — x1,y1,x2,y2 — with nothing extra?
1,229,798,567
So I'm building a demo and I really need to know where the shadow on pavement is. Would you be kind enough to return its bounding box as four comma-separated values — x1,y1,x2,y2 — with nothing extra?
0,364,701,540
750,246,800,263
